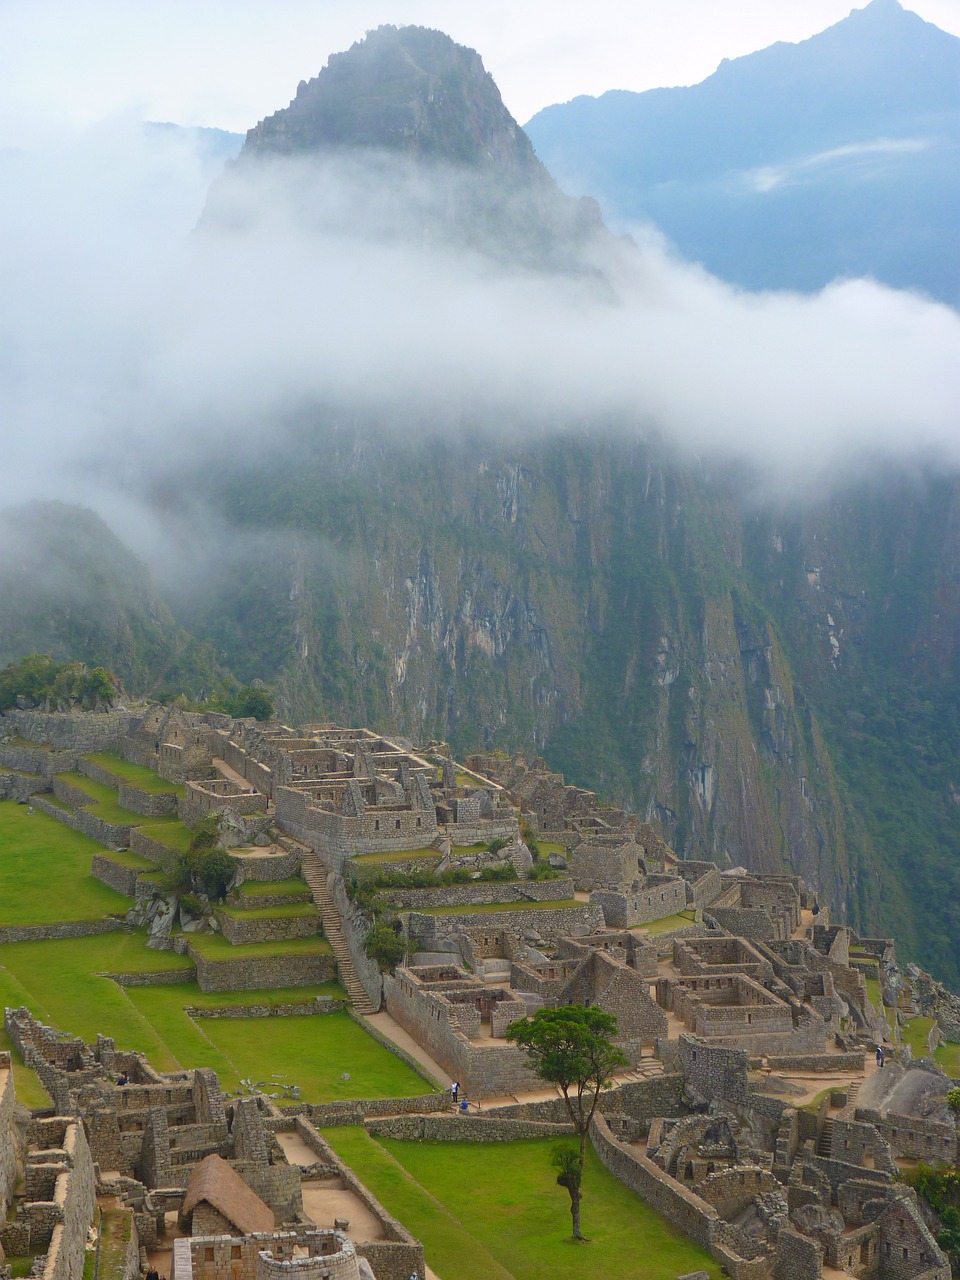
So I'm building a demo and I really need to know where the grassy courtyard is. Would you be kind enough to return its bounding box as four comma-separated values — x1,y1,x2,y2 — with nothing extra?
82,753,184,795
322,1129,722,1280
0,801,130,925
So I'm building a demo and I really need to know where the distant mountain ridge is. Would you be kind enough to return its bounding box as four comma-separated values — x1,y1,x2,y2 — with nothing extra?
525,0,960,302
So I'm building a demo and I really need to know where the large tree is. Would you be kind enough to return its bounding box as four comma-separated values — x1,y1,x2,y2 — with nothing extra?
506,1004,627,1240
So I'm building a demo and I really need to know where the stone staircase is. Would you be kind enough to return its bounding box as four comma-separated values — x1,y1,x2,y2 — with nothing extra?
817,1117,835,1157
300,851,378,1014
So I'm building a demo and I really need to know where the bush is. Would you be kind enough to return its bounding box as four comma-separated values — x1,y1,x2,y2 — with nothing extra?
176,817,234,901
365,921,406,971
529,860,560,881
479,863,514,882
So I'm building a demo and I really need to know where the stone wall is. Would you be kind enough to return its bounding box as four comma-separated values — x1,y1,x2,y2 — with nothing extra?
92,854,140,898
189,948,337,993
0,740,77,776
4,709,132,752
591,875,688,928
233,850,303,884
326,871,385,1013
180,780,268,828
382,877,576,911
707,906,777,941
365,1114,575,1142
0,918,123,945
857,1106,959,1164
383,971,546,1098
288,1120,425,1280
0,767,47,801
676,1035,749,1104
31,1120,96,1280
33,793,131,851
215,910,322,946
589,1113,718,1251
117,783,178,818
0,1056,19,1212
129,828,181,873
408,901,605,949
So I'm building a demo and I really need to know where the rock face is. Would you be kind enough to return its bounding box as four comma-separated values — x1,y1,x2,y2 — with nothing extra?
212,25,609,273
245,24,540,171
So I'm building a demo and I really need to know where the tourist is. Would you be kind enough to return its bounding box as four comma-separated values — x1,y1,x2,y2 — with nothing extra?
876,1044,884,1068
451,1080,460,1104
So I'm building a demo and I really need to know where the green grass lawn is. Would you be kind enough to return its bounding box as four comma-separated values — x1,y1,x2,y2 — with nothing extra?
415,900,581,916
0,801,131,925
935,1041,960,1077
865,976,882,1011
0,931,195,1068
83,753,184,796
96,849,158,872
322,1130,721,1280
219,902,318,921
643,910,697,935
534,842,569,858
235,878,311,898
187,933,332,959
55,772,152,825
201,1011,433,1102
350,848,442,865
137,820,195,852
0,1026,52,1108
901,1016,937,1058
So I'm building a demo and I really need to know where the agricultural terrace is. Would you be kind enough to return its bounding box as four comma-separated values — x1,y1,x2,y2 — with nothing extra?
323,1130,722,1280
0,790,435,1104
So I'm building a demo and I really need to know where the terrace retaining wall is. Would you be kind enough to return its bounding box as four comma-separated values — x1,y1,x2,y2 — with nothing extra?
188,948,337,993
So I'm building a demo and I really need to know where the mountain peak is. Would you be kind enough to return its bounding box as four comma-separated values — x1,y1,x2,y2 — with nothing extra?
243,25,539,174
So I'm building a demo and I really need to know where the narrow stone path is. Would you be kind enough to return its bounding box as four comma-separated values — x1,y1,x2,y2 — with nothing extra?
300,851,378,1014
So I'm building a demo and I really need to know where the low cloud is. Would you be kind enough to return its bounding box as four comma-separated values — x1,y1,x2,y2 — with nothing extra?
744,135,935,192
1,118,958,549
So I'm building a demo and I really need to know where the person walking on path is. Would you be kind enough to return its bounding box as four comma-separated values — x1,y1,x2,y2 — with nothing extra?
876,1044,885,1068
451,1080,460,1105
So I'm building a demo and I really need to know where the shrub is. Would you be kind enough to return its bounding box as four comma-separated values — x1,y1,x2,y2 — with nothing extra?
365,921,406,971
529,860,560,881
479,863,514,882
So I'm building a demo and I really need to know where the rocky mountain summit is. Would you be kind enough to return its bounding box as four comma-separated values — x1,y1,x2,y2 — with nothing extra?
210,25,609,272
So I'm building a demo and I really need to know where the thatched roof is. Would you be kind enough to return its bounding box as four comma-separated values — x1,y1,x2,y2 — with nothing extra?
182,1154,275,1236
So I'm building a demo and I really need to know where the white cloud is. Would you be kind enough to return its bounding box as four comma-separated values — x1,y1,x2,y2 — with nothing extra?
1,123,958,540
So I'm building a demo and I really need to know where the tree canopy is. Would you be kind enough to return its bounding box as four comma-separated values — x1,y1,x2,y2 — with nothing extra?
507,1004,627,1240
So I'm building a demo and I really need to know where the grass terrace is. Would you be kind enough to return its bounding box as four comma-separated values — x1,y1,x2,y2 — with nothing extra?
234,877,311,898
641,909,697,935
321,1130,722,1280
0,931,196,1066
137,820,195,852
413,899,581,915
82,752,185,796
900,1016,937,1059
0,801,131,925
56,771,182,828
186,933,332,959
935,1041,960,1077
200,1011,433,1103
350,848,442,865
218,902,319,921
0,1027,51,1109
534,841,569,859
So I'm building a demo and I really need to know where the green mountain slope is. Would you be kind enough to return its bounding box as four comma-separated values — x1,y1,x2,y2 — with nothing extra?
0,501,223,699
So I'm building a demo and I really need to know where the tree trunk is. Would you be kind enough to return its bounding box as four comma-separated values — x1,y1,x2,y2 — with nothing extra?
569,1184,585,1241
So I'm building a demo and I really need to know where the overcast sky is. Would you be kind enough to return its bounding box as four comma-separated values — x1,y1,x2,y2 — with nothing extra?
2,0,959,144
